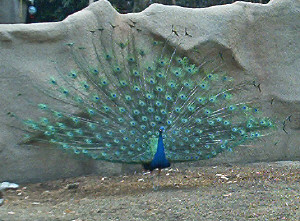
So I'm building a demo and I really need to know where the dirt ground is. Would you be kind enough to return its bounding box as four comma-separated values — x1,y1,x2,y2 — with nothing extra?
0,161,299,221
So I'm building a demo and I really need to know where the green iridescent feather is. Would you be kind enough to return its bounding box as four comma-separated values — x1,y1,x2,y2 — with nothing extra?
20,29,275,165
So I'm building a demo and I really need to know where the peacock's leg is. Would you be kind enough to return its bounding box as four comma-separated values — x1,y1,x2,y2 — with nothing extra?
158,169,161,175
152,169,161,190
157,169,161,189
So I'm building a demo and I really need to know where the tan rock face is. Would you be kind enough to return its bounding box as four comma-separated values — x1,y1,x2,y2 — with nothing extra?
0,0,299,183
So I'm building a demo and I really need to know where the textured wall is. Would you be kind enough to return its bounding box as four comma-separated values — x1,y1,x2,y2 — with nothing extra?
0,0,299,183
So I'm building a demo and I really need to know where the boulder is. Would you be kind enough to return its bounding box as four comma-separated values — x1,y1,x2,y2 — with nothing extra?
0,0,299,183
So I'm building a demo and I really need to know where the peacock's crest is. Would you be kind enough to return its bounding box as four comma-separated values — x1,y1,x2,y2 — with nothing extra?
18,27,275,170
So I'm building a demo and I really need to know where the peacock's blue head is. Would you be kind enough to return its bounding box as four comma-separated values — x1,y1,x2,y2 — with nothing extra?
159,126,165,135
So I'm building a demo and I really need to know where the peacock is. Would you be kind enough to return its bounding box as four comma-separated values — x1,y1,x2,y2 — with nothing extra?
17,28,275,174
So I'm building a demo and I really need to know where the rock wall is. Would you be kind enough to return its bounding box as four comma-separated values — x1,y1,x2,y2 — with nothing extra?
0,0,299,183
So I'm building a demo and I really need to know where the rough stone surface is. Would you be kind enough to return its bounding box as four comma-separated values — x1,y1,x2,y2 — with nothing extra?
0,0,299,183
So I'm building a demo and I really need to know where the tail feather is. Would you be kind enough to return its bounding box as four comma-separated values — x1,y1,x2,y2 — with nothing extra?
18,28,275,164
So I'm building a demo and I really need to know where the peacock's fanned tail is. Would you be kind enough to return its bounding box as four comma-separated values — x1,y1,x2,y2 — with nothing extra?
21,29,275,166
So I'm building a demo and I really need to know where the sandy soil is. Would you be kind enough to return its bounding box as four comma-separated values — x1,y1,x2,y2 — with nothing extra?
0,161,299,221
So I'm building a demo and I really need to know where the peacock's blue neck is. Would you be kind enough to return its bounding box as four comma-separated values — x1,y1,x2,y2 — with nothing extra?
156,132,165,155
